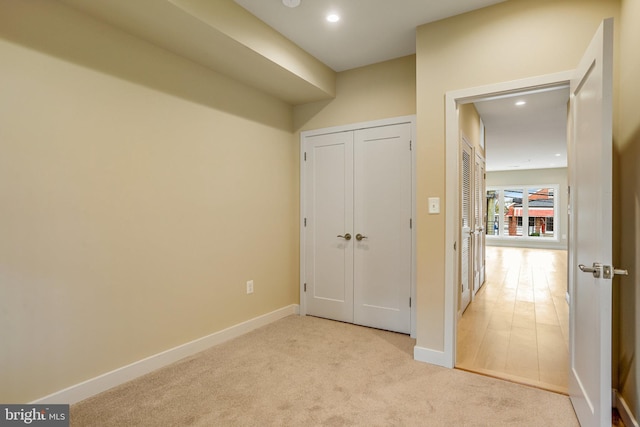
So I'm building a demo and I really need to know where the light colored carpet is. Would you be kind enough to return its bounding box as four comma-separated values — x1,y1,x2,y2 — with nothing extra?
71,315,579,426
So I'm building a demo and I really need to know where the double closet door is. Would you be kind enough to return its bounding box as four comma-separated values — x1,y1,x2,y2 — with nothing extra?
302,122,412,334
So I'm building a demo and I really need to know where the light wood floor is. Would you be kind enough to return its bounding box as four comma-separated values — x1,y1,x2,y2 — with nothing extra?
456,246,569,394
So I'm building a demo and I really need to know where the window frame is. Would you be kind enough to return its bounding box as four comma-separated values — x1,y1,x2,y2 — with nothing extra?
485,184,560,243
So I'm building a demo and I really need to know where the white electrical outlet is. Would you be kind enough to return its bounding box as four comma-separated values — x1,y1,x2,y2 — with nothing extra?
246,280,254,294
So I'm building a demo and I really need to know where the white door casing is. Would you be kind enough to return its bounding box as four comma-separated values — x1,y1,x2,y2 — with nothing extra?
441,70,580,370
300,116,416,336
568,18,614,427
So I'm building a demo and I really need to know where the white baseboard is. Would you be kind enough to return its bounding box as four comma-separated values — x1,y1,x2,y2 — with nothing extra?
32,304,299,405
614,389,639,427
413,345,454,369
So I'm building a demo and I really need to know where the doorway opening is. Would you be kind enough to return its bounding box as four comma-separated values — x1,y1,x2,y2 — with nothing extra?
445,77,573,393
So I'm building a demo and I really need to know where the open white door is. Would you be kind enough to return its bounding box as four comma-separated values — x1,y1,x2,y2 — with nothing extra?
569,18,614,427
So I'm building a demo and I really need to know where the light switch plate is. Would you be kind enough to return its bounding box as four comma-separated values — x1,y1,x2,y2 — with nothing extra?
428,197,440,214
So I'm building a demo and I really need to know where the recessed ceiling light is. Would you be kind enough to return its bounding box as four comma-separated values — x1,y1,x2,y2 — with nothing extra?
326,13,340,23
555,153,561,157
515,100,526,106
282,0,300,8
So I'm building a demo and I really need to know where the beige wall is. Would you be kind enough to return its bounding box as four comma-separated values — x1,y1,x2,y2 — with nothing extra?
459,103,484,159
294,55,416,133
415,0,620,351
0,0,297,403
617,0,640,418
486,168,568,250
0,1,417,402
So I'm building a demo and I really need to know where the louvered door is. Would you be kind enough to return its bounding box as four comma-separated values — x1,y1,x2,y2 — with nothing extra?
460,139,473,313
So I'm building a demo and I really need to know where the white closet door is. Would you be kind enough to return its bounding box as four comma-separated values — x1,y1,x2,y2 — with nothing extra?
460,140,473,313
304,131,354,323
353,123,412,334
474,154,486,295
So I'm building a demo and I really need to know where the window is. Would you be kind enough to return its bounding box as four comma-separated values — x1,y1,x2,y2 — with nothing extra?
486,185,558,241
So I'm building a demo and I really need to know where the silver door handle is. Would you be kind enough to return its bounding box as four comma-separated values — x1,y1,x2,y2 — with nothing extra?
578,263,601,278
355,233,368,241
337,233,352,241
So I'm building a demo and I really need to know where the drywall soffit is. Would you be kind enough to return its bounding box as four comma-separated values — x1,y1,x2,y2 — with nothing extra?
59,0,336,105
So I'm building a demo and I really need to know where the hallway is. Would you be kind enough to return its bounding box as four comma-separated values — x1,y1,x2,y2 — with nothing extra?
456,246,569,394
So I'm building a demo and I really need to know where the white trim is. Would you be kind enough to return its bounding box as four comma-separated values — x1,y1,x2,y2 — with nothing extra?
444,71,574,369
410,118,417,338
614,389,639,427
299,115,417,338
31,304,299,405
413,345,453,368
300,115,416,139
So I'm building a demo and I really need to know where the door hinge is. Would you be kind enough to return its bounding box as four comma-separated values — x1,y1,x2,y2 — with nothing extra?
304,283,307,292
304,218,307,227
409,297,412,308
410,140,412,151
304,152,307,161
454,241,457,250
410,218,413,229
461,284,464,292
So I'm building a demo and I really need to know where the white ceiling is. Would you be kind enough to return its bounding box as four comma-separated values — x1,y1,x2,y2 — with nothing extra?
234,0,506,72
474,87,570,172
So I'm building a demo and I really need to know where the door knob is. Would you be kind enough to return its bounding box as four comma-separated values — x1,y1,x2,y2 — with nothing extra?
579,263,602,278
355,233,368,241
337,233,352,241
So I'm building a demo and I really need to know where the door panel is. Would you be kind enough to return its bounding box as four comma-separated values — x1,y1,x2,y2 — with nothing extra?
474,155,486,294
569,18,613,427
460,140,473,313
304,131,354,323
353,124,412,334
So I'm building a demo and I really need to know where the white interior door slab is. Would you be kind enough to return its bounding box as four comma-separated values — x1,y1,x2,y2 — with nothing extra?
304,131,354,323
569,18,614,427
473,154,486,295
460,139,473,313
353,124,412,334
